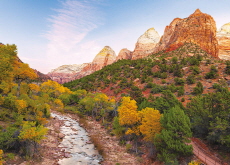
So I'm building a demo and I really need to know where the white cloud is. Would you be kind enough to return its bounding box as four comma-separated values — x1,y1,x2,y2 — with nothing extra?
44,0,103,71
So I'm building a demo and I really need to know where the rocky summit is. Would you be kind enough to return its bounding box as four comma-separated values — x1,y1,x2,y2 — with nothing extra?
154,9,219,58
116,48,132,61
217,22,230,60
48,9,230,84
132,28,160,60
91,46,116,71
80,46,117,76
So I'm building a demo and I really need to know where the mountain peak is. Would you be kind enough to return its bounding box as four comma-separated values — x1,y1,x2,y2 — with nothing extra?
131,27,160,60
193,8,202,15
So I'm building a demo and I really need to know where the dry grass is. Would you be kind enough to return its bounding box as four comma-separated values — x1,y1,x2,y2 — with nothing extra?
90,134,105,157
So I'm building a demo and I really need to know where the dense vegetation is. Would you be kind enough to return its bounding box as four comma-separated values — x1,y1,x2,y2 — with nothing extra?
1,43,230,164
0,44,72,162
63,43,230,163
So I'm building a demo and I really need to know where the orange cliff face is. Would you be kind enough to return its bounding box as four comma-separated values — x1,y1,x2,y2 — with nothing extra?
154,9,219,58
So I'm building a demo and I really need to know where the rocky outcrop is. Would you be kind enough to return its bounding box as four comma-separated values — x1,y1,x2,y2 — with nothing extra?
80,46,117,76
47,63,88,84
48,46,117,84
91,46,116,71
154,9,219,58
217,23,230,60
116,48,132,61
132,28,160,60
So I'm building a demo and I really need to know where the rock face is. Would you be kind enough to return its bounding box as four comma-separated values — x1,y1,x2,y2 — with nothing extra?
132,28,160,59
91,46,116,71
217,23,230,60
47,63,88,84
80,46,117,77
48,46,117,84
116,48,132,61
154,9,219,58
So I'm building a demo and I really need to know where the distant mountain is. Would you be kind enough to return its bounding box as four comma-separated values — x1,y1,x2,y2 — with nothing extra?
48,9,230,83
47,63,88,84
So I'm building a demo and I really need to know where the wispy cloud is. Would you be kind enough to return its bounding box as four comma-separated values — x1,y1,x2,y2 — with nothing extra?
44,0,103,70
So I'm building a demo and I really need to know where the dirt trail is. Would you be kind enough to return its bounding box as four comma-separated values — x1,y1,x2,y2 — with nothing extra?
191,138,224,165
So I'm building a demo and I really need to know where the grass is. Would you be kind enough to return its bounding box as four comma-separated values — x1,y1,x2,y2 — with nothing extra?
90,134,105,157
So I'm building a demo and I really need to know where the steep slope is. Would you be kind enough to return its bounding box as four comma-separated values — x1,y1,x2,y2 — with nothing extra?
80,46,117,77
132,28,160,60
47,63,88,84
217,22,230,60
91,46,117,71
154,9,219,58
64,43,226,103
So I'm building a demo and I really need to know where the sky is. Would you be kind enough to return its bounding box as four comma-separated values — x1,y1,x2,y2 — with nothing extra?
0,0,230,73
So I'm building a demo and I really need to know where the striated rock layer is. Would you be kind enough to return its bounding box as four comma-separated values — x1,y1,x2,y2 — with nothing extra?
48,46,117,84
153,9,219,58
217,23,230,60
116,48,132,61
91,46,116,71
132,28,160,60
47,63,88,84
80,46,117,77
48,9,226,84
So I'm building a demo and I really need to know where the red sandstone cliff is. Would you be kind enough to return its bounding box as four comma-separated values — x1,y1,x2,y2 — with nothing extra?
154,9,219,58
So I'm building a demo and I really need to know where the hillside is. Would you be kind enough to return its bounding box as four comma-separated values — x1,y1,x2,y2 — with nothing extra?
63,43,230,163
64,43,228,105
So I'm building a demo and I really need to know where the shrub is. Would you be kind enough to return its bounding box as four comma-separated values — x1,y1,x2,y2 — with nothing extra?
205,65,218,79
190,66,200,75
225,61,230,75
186,75,196,84
177,87,184,97
192,82,203,95
146,82,154,88
174,78,185,86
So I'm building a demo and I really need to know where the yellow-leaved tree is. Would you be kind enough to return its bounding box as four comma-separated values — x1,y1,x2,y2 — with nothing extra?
118,97,139,126
18,121,48,157
41,80,72,98
15,99,27,114
117,97,141,153
13,62,37,96
0,149,3,165
139,107,162,142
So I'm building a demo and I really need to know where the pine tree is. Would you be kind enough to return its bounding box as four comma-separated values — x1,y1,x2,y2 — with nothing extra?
155,106,192,163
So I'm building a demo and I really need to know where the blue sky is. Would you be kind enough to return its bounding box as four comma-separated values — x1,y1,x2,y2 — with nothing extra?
0,0,230,73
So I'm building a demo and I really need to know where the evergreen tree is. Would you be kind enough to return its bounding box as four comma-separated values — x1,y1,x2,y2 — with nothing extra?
155,106,193,163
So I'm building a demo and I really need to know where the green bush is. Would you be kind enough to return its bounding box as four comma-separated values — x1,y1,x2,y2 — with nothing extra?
174,78,185,86
186,75,196,84
192,82,203,95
